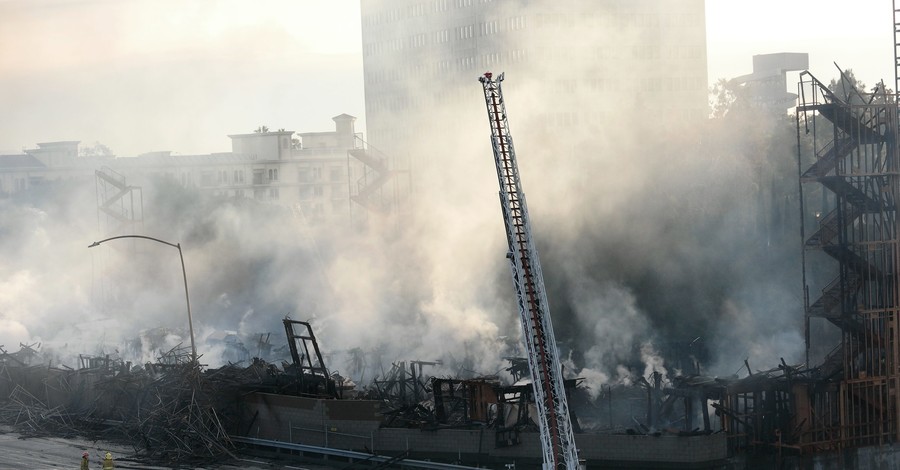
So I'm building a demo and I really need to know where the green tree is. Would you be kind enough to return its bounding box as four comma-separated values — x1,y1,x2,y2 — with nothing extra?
827,68,866,102
79,141,113,157
709,78,751,119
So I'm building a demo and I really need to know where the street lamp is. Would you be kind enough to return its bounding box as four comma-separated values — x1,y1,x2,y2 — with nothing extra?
88,235,198,365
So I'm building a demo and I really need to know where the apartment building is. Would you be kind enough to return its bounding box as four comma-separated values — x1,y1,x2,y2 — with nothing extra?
0,115,366,223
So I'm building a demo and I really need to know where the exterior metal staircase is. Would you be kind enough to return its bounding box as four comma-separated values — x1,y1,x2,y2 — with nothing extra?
95,167,142,235
348,137,394,214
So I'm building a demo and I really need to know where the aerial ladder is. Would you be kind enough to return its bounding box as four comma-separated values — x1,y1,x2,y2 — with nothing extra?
478,72,580,470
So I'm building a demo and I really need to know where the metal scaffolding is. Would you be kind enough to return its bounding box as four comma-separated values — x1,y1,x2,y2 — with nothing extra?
797,71,900,448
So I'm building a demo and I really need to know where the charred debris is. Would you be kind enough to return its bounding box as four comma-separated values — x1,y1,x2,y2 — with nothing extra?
0,316,848,465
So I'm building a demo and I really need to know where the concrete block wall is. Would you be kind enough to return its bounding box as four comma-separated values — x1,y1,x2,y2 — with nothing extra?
238,393,728,467
575,434,728,463
379,429,728,464
373,428,494,455
241,392,381,451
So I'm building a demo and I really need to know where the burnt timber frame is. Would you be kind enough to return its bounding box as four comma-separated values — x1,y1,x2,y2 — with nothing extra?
282,318,337,398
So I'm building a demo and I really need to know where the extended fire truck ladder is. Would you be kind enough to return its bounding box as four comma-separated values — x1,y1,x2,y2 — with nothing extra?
894,0,900,97
478,72,579,470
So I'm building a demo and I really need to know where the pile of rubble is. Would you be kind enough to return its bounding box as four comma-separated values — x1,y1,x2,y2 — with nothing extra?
0,344,280,465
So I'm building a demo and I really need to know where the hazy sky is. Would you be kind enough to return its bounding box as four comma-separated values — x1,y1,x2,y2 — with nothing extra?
0,0,895,156
707,0,894,92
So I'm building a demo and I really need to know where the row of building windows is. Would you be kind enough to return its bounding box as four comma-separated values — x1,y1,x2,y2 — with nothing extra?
363,16,527,57
171,165,350,189
434,29,450,44
362,0,495,27
480,20,499,36
363,4,424,26
456,24,475,41
363,6,698,31
482,52,501,66
533,11,701,29
252,187,280,201
366,35,705,65
456,56,476,70
527,44,703,64
299,184,347,200
299,166,346,183
1,171,355,207
367,74,705,115
664,45,704,61
556,76,705,93
208,183,350,206
365,49,528,86
206,188,351,218
410,33,428,48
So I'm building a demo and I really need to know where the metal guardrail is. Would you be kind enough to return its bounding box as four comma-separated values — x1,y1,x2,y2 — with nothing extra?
289,423,373,449
230,436,483,470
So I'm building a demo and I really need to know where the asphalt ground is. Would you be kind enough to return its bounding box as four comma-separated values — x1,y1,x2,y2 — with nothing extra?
0,426,333,470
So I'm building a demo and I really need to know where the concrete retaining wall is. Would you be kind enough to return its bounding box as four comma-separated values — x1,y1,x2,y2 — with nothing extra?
238,392,728,468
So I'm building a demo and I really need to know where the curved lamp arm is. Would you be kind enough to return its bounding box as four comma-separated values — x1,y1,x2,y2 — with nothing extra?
89,234,197,365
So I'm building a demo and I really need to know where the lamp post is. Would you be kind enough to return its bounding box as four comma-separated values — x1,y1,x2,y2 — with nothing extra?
89,235,197,365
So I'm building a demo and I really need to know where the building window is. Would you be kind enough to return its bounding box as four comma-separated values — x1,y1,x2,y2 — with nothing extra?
330,167,343,182
200,171,215,187
233,169,245,184
507,15,526,31
313,185,324,197
268,168,279,182
253,169,265,185
299,167,321,183
455,24,474,40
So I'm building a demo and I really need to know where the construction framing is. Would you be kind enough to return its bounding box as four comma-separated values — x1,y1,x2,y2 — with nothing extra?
795,71,900,449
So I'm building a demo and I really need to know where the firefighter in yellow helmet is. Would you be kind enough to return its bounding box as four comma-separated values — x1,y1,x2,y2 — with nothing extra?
102,451,114,469
79,451,89,470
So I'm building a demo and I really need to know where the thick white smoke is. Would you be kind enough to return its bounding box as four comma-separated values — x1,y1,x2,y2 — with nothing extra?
0,2,817,392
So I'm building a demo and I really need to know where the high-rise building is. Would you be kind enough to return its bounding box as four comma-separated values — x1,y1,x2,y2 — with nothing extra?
360,0,708,179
